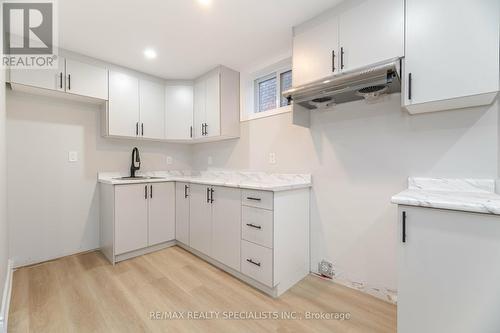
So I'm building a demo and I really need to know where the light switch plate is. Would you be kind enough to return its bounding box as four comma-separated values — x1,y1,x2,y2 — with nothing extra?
68,151,78,162
268,152,276,164
166,156,173,165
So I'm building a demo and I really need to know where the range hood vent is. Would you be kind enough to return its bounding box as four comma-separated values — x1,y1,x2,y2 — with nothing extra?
282,58,401,110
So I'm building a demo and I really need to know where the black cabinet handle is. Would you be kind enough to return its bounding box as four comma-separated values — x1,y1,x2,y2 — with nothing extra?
246,259,261,267
190,126,193,138
136,122,139,136
150,185,153,198
204,123,208,136
68,74,71,90
144,185,148,199
402,211,407,243
246,197,261,201
59,72,63,89
340,47,345,70
207,187,210,203
246,223,262,230
210,188,214,203
141,123,144,136
331,50,336,72
408,73,412,100
184,184,189,198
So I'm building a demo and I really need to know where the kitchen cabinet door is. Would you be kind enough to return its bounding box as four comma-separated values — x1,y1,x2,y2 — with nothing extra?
204,72,221,138
193,80,206,139
9,56,66,92
139,79,165,140
211,186,241,271
148,182,175,246
175,182,190,245
65,59,108,100
292,15,339,86
165,86,194,140
189,184,212,255
108,71,140,137
114,184,148,255
398,206,500,333
338,0,403,71
404,0,499,111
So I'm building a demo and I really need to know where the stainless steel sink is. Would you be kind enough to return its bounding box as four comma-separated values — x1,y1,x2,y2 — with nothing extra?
113,176,165,180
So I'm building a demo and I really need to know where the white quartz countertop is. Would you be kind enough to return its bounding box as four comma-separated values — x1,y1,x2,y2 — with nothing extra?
391,178,500,215
98,170,312,192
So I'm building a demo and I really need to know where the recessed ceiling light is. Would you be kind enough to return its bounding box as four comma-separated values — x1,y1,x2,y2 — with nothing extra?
197,0,212,7
143,48,157,59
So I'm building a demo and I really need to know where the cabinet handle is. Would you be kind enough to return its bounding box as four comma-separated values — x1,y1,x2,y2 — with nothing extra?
246,197,261,201
150,185,153,198
402,211,407,243
331,50,336,72
246,259,261,267
408,73,412,100
246,223,262,230
190,126,193,138
59,72,63,89
141,123,144,136
340,47,345,70
184,184,189,198
207,187,210,203
68,74,71,90
210,188,214,203
136,122,139,136
205,123,208,136
145,185,148,199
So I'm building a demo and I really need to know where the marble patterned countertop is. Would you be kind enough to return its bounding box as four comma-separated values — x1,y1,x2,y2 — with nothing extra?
98,170,312,192
391,177,500,215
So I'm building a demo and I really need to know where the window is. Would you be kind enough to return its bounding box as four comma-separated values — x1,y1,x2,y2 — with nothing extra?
253,67,292,114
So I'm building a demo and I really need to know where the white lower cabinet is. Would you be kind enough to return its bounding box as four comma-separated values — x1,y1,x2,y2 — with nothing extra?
397,206,500,333
211,186,241,271
100,182,175,263
241,240,273,287
148,182,175,246
189,184,213,255
114,184,148,255
175,182,190,245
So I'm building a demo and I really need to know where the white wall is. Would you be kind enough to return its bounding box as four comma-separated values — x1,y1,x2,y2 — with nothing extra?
0,65,8,311
6,90,192,266
192,94,499,301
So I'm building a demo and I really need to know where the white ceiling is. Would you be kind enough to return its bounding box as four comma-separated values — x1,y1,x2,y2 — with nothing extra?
58,0,341,79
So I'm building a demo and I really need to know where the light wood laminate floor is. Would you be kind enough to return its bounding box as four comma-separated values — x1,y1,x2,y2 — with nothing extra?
8,246,396,332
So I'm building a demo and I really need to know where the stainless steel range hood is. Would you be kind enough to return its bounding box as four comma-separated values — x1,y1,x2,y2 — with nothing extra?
282,58,401,110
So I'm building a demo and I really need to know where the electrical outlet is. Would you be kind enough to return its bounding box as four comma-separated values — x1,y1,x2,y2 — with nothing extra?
318,260,334,278
166,156,173,165
207,156,213,165
268,152,276,164
68,151,78,162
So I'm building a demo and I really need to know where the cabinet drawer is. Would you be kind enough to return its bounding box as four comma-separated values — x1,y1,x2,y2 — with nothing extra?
242,206,273,248
241,240,273,287
241,190,273,210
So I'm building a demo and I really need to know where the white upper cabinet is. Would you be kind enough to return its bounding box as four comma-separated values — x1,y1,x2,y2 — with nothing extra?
293,16,339,87
292,0,403,86
193,66,240,141
107,71,140,138
166,85,194,140
404,0,499,113
65,59,108,100
338,0,403,71
139,79,165,140
10,56,66,92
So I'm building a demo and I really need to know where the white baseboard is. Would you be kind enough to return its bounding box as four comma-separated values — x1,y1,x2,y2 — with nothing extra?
0,259,13,333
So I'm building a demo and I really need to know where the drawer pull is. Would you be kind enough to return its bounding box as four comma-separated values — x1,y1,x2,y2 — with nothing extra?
246,197,261,201
246,223,262,230
246,258,261,267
